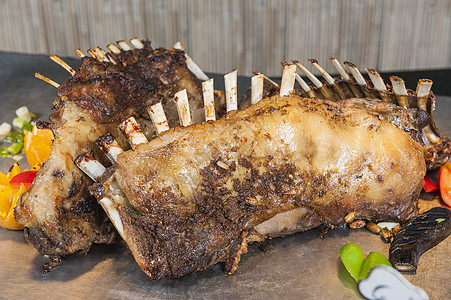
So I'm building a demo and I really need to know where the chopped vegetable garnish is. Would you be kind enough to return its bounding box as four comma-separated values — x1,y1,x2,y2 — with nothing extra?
7,142,24,155
0,106,36,158
3,131,24,143
0,122,11,137
12,117,29,130
15,106,33,122
0,107,53,230
340,243,392,283
422,175,438,193
438,163,451,207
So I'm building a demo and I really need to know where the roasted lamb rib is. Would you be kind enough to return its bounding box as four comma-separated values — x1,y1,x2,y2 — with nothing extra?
15,39,219,256
76,62,450,279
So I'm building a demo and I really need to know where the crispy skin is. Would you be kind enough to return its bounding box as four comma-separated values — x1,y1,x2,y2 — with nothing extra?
16,45,207,256
99,94,425,278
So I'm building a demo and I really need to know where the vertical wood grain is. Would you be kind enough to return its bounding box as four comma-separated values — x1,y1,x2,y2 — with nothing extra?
0,0,449,76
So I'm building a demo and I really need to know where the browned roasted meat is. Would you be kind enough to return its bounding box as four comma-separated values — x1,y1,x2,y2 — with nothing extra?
55,47,205,125
89,93,426,279
240,69,450,170
15,40,209,256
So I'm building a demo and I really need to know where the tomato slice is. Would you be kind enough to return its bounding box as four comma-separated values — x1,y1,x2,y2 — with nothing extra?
438,163,451,207
423,175,439,193
9,170,38,190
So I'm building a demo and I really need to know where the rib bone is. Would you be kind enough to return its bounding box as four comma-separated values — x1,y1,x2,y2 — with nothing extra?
129,38,145,49
75,49,86,58
147,102,170,135
416,79,433,111
105,53,117,65
96,133,124,164
75,155,126,239
34,73,60,88
253,71,280,88
344,61,367,86
94,47,109,62
295,74,316,98
224,70,238,112
99,197,125,241
202,79,216,121
117,40,133,51
309,59,334,85
87,49,102,62
307,59,339,100
118,117,148,149
107,43,122,54
174,89,192,126
74,153,106,181
293,60,323,88
329,56,350,80
344,61,378,98
366,68,390,102
173,41,209,81
366,68,386,91
279,63,296,97
329,57,364,97
251,74,264,104
390,76,409,108
49,55,75,75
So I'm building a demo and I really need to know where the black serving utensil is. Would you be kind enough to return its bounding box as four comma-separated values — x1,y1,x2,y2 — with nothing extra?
389,207,451,274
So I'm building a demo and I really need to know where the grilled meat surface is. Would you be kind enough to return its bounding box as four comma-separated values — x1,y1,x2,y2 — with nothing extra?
96,94,426,279
15,43,208,256
55,47,205,125
240,77,451,170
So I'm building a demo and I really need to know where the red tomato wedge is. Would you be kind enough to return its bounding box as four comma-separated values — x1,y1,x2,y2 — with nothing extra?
423,175,439,193
438,163,451,207
9,170,38,190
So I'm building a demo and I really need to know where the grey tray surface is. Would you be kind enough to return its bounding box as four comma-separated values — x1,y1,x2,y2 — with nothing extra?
0,52,450,299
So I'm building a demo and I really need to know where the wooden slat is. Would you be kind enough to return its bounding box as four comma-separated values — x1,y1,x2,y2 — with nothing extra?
0,0,449,77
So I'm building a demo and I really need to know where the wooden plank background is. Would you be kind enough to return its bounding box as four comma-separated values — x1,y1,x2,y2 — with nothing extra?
0,0,450,77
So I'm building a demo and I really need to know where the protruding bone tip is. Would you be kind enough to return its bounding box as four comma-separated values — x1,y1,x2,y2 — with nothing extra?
343,61,356,68
365,68,378,75
96,133,115,147
390,76,404,83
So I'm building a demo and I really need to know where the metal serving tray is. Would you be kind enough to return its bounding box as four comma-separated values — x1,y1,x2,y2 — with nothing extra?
0,52,449,299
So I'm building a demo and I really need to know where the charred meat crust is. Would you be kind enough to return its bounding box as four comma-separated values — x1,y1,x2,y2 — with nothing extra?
23,195,116,256
55,48,204,125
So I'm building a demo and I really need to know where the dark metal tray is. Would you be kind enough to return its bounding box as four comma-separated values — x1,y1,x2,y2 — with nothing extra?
1,52,449,299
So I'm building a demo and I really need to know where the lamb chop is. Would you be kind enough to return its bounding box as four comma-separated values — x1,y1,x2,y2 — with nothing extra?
76,61,450,279
15,39,221,256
